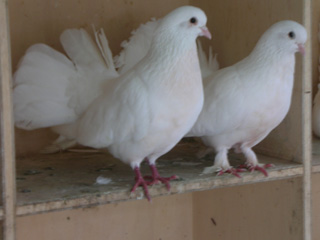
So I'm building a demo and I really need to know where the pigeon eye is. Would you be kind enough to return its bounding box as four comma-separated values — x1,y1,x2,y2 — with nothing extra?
190,17,197,24
288,31,295,39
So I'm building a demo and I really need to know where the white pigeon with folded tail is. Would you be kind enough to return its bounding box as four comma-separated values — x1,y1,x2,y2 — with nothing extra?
187,20,307,177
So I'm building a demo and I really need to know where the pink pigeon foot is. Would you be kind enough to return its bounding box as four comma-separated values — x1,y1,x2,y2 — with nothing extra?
217,167,246,178
131,167,151,201
238,163,274,177
144,164,177,191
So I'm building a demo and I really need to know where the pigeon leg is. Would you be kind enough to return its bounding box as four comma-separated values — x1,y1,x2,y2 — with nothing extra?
238,147,274,177
202,147,245,178
143,160,177,190
131,167,151,201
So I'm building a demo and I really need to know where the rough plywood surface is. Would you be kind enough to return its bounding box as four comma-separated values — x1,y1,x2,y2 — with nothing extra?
193,177,304,240
16,193,194,240
0,140,303,218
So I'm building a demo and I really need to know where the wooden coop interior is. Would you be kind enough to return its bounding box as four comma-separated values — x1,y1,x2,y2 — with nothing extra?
0,0,319,239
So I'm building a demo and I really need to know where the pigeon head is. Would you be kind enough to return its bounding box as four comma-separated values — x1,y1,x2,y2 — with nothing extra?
257,20,307,56
156,6,211,43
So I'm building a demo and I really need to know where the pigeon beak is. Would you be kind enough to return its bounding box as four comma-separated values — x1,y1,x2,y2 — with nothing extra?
200,26,212,39
298,43,305,55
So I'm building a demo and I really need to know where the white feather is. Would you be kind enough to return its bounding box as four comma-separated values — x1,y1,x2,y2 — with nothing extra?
96,176,112,185
93,26,116,71
13,27,118,137
114,18,158,74
114,18,218,78
197,40,219,80
13,44,78,129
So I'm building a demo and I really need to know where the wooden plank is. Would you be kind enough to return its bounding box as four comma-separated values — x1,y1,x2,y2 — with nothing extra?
15,162,302,218
0,164,308,220
0,141,305,219
0,163,304,219
193,177,304,240
302,0,312,239
15,193,194,240
0,0,16,239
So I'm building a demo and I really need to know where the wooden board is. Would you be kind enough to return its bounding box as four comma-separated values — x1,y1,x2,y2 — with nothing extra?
193,177,304,240
0,0,16,239
0,140,306,219
13,177,307,240
301,1,312,239
17,193,194,240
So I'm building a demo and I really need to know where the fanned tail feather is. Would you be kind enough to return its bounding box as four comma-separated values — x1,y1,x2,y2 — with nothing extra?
61,27,118,116
13,44,78,130
13,27,118,131
197,40,219,80
93,26,116,72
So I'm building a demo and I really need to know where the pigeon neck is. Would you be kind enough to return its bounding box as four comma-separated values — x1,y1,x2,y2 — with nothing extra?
249,41,295,65
146,41,197,75
148,28,196,62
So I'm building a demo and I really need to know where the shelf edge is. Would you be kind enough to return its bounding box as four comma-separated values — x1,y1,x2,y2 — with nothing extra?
0,165,303,219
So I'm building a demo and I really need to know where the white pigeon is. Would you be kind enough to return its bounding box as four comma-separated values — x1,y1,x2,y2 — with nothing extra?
114,17,218,77
13,27,118,153
187,20,307,177
63,6,211,200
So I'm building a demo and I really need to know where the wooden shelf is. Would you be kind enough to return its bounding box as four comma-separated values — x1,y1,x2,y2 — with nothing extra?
0,140,306,219
0,0,313,239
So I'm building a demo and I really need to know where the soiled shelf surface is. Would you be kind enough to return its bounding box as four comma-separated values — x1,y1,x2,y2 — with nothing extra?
9,140,303,217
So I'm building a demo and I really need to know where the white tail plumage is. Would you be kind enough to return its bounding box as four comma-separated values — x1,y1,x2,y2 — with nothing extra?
13,27,118,131
196,40,219,79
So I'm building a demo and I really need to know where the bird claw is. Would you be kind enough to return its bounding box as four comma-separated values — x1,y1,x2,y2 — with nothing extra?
145,163,178,190
217,168,245,178
238,163,274,177
131,177,151,201
131,167,151,201
144,175,177,190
